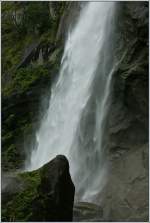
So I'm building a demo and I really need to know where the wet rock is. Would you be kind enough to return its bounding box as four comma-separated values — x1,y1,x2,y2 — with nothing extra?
73,202,103,222
16,42,40,69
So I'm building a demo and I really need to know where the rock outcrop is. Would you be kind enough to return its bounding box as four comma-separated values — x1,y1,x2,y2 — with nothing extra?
2,155,75,222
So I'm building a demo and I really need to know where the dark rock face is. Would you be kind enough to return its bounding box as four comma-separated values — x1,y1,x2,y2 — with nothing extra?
98,2,149,221
2,155,75,222
30,155,75,221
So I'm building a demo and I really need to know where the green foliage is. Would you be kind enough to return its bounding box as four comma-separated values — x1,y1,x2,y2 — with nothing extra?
2,170,41,222
2,144,23,171
2,1,67,74
24,2,52,35
2,132,13,145
2,2,52,37
3,65,49,96
4,144,18,162
1,1,66,172
2,56,62,171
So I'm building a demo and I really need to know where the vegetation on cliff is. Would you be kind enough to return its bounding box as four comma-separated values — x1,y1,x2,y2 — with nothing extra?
2,170,40,222
2,1,68,171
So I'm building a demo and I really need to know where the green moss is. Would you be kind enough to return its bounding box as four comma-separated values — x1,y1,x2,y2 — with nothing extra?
1,1,67,74
2,1,66,173
2,113,33,170
3,65,49,97
2,170,41,222
2,36,26,73
2,63,52,170
3,144,19,165
2,132,13,145
5,144,16,156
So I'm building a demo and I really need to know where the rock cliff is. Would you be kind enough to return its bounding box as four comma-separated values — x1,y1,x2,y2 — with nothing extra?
99,2,148,221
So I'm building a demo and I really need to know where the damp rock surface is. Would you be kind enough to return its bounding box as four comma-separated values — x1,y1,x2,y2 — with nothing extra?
73,202,103,222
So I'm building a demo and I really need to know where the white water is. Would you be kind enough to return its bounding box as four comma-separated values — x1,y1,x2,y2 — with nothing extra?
26,2,116,202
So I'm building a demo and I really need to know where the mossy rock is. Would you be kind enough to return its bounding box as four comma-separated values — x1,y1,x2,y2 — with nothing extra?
2,155,75,222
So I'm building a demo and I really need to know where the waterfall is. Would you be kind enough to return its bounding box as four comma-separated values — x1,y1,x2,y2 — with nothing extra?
26,2,116,202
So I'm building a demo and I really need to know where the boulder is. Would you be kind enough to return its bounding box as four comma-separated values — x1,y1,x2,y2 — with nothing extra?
2,155,75,222
30,155,75,221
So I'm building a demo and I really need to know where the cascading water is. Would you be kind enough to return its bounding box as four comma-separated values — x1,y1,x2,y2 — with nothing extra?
26,2,116,202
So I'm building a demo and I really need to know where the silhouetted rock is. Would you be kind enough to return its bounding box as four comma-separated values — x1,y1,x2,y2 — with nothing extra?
30,155,75,221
